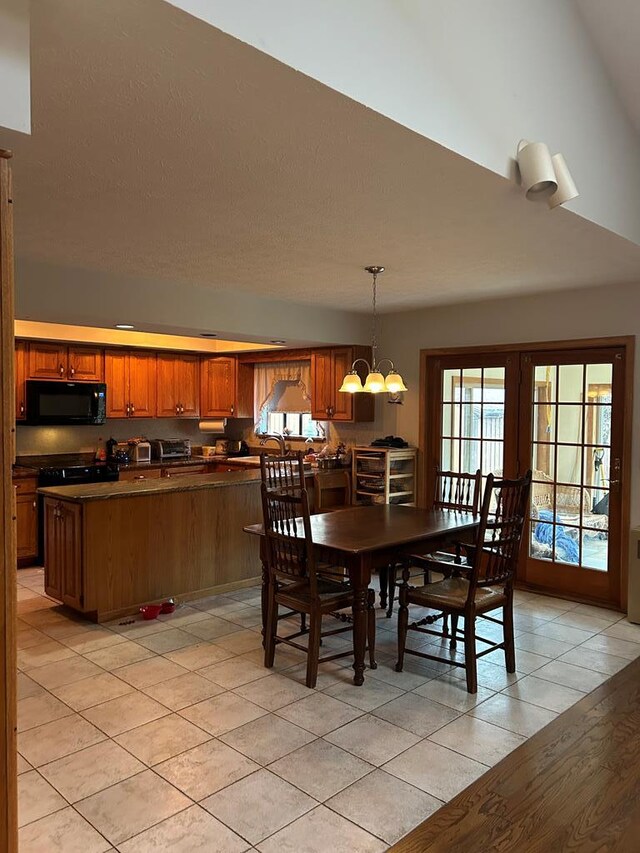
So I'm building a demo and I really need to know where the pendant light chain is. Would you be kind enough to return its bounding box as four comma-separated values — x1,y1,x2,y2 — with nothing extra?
371,268,378,370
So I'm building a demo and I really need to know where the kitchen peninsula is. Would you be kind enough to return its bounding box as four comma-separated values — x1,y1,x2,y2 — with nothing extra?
38,469,265,621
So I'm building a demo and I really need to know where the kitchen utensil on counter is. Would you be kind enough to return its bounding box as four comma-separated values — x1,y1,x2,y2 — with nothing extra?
201,445,217,457
150,438,192,460
130,440,151,463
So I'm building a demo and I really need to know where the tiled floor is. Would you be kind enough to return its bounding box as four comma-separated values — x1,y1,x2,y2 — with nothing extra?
15,567,640,851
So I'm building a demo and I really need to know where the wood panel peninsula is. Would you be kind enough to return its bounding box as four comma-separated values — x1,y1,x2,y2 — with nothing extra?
38,470,264,622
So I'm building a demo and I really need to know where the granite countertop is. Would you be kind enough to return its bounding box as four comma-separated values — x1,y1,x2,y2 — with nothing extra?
116,455,219,471
38,468,263,503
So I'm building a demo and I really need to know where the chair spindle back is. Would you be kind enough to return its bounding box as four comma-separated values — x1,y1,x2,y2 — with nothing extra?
260,451,306,495
433,468,482,514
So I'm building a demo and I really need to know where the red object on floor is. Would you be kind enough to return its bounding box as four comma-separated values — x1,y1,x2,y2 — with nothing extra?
139,603,162,620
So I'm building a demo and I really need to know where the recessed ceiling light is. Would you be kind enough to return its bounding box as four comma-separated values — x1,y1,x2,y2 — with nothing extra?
115,324,135,330
200,332,217,337
271,340,286,345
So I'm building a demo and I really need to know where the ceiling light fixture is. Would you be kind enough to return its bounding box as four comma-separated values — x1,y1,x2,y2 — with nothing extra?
115,324,135,330
516,140,579,208
338,266,407,395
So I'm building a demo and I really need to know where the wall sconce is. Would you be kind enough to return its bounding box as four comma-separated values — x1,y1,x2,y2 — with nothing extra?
516,140,579,209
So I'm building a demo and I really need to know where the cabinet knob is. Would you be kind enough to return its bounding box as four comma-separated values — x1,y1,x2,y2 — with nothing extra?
230,404,234,415
130,403,135,415
126,403,131,416
19,402,24,415
175,404,179,415
134,475,145,480
69,365,75,377
59,363,65,376
32,500,36,508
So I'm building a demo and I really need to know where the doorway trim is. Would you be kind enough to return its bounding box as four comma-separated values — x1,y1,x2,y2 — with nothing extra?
419,336,634,611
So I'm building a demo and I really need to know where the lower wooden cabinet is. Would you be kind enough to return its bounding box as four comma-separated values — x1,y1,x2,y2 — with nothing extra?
44,499,83,609
161,465,209,478
14,477,38,566
118,468,162,482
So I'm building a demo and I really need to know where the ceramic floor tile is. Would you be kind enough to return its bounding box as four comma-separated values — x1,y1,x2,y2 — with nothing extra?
214,628,264,655
372,692,460,737
17,672,46,700
429,713,527,766
572,603,624,621
557,646,630,675
17,754,32,774
581,634,640,660
551,610,618,633
17,640,78,670
180,692,267,736
198,656,272,689
18,770,66,828
135,627,202,654
234,672,313,711
105,619,173,640
383,739,487,801
85,641,155,671
502,675,585,713
532,659,611,693
324,676,405,712
18,714,106,767
118,804,249,853
224,608,263,629
531,621,596,644
82,691,169,737
220,713,316,764
268,738,373,801
115,713,211,765
49,671,134,711
602,620,640,643
194,595,250,615
182,616,243,641
60,630,127,655
113,656,189,688
18,806,113,853
470,693,557,737
18,692,74,732
75,769,191,846
325,714,420,766
163,642,234,670
449,659,522,691
156,606,214,626
39,739,145,803
202,768,315,845
368,659,438,692
326,768,442,846
283,660,352,690
413,674,495,711
142,671,225,710
514,632,575,659
27,656,104,690
276,691,364,736
16,627,51,650
257,805,386,853
484,646,548,675
155,738,260,800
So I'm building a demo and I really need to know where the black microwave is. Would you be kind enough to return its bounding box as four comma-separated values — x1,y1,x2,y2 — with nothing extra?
25,380,107,425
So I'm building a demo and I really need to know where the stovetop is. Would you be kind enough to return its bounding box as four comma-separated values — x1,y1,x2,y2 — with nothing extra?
15,453,106,472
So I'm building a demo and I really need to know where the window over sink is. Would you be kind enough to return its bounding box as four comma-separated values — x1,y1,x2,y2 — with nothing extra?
254,361,323,439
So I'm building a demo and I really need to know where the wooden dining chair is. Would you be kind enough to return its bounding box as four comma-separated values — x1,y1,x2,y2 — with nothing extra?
313,469,351,513
261,481,377,688
395,471,531,693
381,468,482,618
260,451,306,495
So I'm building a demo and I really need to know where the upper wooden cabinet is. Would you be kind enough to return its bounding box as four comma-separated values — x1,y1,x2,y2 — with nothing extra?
311,346,375,422
15,340,27,421
200,356,253,419
105,349,156,418
156,354,200,418
26,342,104,382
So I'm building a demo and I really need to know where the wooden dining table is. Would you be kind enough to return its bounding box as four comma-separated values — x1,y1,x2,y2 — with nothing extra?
243,504,479,686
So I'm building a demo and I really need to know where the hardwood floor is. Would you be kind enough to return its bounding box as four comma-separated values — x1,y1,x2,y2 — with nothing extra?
391,655,640,853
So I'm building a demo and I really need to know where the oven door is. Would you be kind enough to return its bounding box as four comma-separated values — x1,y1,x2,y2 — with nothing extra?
26,380,107,425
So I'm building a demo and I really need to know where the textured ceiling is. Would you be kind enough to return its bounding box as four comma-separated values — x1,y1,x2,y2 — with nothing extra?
3,0,640,313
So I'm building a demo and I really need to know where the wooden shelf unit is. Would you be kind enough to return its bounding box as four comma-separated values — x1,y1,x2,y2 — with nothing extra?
352,446,417,506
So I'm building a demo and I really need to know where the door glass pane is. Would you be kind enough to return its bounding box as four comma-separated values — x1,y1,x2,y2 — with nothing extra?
532,443,555,480
581,528,608,571
533,404,555,442
441,439,455,471
442,369,459,402
534,365,557,403
553,524,580,565
460,404,479,438
586,363,612,393
481,441,503,477
460,439,481,473
558,364,584,402
556,445,582,486
557,405,583,444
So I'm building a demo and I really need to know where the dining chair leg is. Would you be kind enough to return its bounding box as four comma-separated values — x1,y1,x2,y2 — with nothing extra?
450,613,459,649
464,614,478,694
503,598,516,673
300,613,307,634
378,565,388,610
395,585,409,672
386,564,397,618
306,612,322,689
264,584,278,669
367,589,377,670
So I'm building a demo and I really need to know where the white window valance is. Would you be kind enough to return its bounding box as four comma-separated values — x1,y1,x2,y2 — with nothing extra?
254,361,312,426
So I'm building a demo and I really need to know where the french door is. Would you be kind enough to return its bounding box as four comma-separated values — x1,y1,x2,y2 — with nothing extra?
423,342,630,608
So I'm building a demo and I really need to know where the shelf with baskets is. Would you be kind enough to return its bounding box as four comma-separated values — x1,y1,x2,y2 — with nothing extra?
352,446,418,506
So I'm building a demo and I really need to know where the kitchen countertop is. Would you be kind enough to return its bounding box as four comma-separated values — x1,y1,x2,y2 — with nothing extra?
116,455,219,471
38,468,263,502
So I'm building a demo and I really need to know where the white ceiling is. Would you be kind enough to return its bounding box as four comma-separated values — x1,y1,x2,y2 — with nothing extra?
3,0,640,315
577,0,640,134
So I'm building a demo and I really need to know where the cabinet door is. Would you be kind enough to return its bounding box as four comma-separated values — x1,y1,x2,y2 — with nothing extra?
16,493,38,561
68,346,104,381
330,347,354,421
105,349,130,418
311,350,333,420
15,340,27,420
28,342,67,379
59,502,83,609
176,356,200,417
118,468,162,481
44,500,61,599
129,351,157,418
156,354,178,417
161,465,208,478
200,357,237,417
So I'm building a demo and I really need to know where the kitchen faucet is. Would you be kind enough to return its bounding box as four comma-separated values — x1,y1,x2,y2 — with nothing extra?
259,432,290,455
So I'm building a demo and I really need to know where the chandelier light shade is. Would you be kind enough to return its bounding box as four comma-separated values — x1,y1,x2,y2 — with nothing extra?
516,140,579,208
548,153,579,209
338,266,407,396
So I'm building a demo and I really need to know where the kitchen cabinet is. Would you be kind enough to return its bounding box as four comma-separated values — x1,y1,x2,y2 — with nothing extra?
118,468,162,482
105,349,156,418
200,356,253,418
161,465,209,478
26,342,104,381
156,353,200,418
311,346,375,423
15,340,26,421
44,499,83,609
14,476,38,565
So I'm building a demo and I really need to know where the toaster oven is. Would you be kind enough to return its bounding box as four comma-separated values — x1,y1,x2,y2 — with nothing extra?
150,438,192,460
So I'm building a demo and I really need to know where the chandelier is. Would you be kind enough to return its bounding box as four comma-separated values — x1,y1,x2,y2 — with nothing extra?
338,266,407,395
